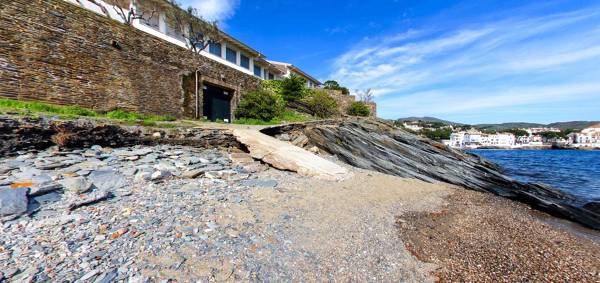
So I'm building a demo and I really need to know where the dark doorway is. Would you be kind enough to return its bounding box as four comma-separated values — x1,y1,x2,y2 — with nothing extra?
203,83,232,122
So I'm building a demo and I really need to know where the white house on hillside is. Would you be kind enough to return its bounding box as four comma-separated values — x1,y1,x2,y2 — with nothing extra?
570,124,600,147
445,131,516,148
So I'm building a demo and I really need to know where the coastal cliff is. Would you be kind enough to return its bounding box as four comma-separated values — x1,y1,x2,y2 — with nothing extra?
263,118,600,230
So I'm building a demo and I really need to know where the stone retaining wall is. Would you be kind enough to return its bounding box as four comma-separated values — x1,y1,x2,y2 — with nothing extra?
0,0,260,118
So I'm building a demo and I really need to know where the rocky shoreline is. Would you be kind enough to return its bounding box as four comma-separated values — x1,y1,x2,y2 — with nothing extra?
263,119,600,230
0,143,284,281
0,115,599,281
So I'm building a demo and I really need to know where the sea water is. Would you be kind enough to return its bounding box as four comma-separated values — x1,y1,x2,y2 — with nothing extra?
470,149,600,201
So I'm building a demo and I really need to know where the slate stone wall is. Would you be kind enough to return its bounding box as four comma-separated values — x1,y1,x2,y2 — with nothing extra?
0,0,260,118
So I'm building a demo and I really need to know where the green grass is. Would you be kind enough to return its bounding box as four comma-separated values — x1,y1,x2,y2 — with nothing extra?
0,98,314,127
0,98,177,126
234,110,315,125
105,109,176,122
0,99,98,117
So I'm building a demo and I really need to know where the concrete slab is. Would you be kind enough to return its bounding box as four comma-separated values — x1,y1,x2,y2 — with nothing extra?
232,129,350,181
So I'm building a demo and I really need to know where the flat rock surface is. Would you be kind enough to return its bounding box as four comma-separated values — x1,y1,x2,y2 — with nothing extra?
232,129,349,181
0,188,28,216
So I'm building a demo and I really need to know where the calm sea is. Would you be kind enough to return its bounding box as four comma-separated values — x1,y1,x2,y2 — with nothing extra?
469,149,600,201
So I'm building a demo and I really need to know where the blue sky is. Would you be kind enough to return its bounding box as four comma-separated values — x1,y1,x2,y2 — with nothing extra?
181,0,600,124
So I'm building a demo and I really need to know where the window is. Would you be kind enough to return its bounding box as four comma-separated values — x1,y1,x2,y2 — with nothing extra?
138,6,159,31
254,65,262,77
209,43,222,57
226,47,237,64
268,73,275,80
240,54,250,69
166,22,185,42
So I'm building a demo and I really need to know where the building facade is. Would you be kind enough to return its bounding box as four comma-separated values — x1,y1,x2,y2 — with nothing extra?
268,61,322,88
0,0,325,122
570,124,600,147
444,131,516,149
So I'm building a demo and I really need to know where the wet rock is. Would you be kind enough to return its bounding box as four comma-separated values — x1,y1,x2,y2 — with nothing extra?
61,177,94,194
0,188,28,216
583,202,600,215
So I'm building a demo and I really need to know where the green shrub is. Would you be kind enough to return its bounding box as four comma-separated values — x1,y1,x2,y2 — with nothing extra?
280,74,307,102
261,80,284,95
235,88,284,121
347,101,371,117
304,89,338,118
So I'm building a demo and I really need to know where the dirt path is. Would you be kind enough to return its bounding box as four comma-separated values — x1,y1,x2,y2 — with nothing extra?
141,165,451,282
244,167,450,281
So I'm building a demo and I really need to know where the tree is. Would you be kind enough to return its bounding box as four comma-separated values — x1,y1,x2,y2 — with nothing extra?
340,87,350,95
77,0,159,25
280,74,307,102
323,80,350,95
165,3,221,53
323,80,341,89
506,128,529,137
421,128,452,141
539,131,565,140
356,88,374,103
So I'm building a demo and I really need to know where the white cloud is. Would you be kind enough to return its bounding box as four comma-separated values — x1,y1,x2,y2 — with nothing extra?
180,0,240,22
329,6,600,121
377,83,600,118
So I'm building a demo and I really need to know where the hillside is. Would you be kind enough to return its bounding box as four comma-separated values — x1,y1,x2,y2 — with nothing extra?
474,122,545,131
396,116,464,125
398,117,599,131
547,121,600,130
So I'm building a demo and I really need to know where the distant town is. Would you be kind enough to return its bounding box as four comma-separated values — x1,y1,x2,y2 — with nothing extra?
396,119,600,150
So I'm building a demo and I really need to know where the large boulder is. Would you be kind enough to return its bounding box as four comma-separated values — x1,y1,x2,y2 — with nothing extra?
0,188,28,216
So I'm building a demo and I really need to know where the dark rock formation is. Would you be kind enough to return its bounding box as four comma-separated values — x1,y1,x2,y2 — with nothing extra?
263,119,600,230
0,116,241,157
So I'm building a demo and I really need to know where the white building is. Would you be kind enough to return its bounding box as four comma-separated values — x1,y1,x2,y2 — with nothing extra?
446,132,466,148
570,124,600,147
403,123,424,132
527,127,561,134
64,0,317,83
444,131,516,149
268,61,322,88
